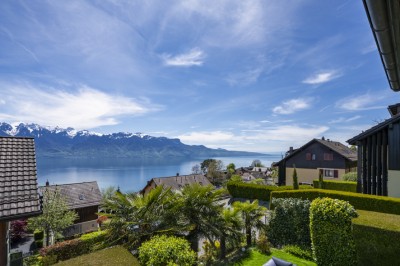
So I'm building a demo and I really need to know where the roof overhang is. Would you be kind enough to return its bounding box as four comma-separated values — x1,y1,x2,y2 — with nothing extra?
0,210,42,222
363,0,400,91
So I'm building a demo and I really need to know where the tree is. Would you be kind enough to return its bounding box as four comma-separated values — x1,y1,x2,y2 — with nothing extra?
251,160,264,167
28,188,78,246
318,169,324,189
191,164,201,174
230,175,243,183
293,166,299,190
200,159,224,185
233,200,267,246
139,235,196,266
226,163,236,178
10,220,28,242
217,208,243,259
201,159,217,174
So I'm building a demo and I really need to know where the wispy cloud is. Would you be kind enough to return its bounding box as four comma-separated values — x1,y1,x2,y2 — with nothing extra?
335,93,385,111
226,67,263,86
302,70,342,84
162,48,205,67
273,98,312,115
0,83,160,129
328,115,361,124
178,131,236,144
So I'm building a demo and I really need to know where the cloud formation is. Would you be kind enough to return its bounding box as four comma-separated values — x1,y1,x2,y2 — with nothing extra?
302,70,341,84
0,83,160,129
335,93,384,111
273,98,312,115
162,48,205,67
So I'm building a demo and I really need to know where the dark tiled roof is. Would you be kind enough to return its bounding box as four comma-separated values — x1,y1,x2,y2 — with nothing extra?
0,137,41,221
39,181,102,209
152,174,212,190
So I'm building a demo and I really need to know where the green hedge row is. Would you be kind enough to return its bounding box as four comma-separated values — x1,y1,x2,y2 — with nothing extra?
226,182,312,201
352,210,400,266
312,180,357,192
270,189,400,215
40,230,107,262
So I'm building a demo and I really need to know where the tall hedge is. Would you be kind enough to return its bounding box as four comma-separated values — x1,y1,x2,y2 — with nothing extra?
310,198,358,266
267,198,311,248
227,182,312,201
270,189,400,215
312,180,357,192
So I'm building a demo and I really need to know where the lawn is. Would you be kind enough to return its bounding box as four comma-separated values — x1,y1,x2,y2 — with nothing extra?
353,210,400,231
55,246,140,266
234,248,316,266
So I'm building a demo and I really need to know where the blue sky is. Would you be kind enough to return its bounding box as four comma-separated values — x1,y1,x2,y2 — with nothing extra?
0,0,397,153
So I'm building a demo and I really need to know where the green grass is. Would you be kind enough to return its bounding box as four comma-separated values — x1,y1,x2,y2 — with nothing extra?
234,248,316,266
55,246,140,266
353,210,400,231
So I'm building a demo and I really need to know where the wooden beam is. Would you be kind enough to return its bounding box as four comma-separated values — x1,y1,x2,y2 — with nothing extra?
367,136,372,194
0,222,8,266
357,141,362,193
377,131,382,196
383,128,388,196
362,139,368,194
371,134,377,195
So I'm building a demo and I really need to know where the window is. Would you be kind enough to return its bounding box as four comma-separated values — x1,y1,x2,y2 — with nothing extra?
312,154,316,160
324,169,339,178
324,153,333,161
306,153,311,160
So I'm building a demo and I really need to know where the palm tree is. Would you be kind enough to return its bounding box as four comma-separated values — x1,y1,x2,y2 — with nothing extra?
233,200,267,247
217,208,243,259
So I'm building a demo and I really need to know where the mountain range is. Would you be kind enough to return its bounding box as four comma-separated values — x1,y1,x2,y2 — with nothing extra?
0,122,264,158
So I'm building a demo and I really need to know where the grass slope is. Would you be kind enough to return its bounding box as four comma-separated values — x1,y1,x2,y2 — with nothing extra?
55,246,139,266
353,210,400,231
234,249,316,266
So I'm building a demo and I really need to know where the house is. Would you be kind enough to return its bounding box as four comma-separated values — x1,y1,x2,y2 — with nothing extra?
39,181,102,236
141,174,212,195
345,1,400,197
275,138,357,185
0,137,41,265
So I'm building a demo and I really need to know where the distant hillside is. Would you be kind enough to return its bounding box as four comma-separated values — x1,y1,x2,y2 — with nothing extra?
0,122,264,158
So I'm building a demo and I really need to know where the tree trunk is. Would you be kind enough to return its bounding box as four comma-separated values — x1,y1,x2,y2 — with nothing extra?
188,232,199,253
220,236,226,260
45,228,50,247
246,225,251,247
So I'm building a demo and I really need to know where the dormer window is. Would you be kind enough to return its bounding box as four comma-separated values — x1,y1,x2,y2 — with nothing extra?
79,194,85,200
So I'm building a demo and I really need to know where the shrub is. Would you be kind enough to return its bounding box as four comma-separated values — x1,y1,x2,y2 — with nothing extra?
256,234,271,255
267,198,311,248
34,230,44,241
342,171,357,182
270,189,400,215
312,180,357,192
10,220,28,241
310,198,358,266
40,230,107,262
292,167,299,190
282,245,313,261
227,182,312,201
35,239,43,249
138,235,196,266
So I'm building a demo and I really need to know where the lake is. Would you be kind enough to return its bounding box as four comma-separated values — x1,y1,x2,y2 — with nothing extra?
36,154,282,193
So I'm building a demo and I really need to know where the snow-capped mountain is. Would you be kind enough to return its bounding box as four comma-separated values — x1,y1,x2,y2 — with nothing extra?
0,122,262,158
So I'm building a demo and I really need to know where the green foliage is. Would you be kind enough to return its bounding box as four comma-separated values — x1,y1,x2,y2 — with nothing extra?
256,234,271,255
28,188,78,245
42,254,57,266
35,239,44,249
293,167,299,190
227,163,236,178
34,230,44,241
310,198,358,266
249,178,265,185
251,159,264,167
138,235,196,266
230,174,243,183
318,171,323,189
268,198,311,248
227,181,312,201
201,159,224,184
312,180,357,192
342,171,357,182
39,230,107,262
270,189,400,215
352,210,400,265
282,245,313,261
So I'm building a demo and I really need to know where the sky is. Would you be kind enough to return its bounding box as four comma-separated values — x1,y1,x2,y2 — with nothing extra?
0,0,398,153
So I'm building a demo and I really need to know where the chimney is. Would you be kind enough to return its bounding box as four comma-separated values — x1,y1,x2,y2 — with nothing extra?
322,136,325,140
45,180,49,186
176,173,179,176
289,147,293,152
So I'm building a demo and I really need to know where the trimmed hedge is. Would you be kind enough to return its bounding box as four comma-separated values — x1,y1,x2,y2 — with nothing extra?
33,230,44,241
310,198,358,266
270,189,400,215
40,230,107,262
227,182,312,201
352,210,400,266
312,180,357,193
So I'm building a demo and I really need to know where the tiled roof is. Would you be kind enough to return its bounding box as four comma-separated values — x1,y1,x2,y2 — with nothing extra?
39,181,102,209
152,174,212,190
0,137,41,221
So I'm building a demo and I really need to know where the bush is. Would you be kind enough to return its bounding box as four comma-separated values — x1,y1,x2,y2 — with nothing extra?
270,189,400,215
40,230,107,262
227,182,312,201
282,245,313,261
35,239,43,249
34,230,44,241
342,172,357,182
138,235,196,266
310,198,358,266
256,234,271,255
267,198,311,248
312,180,357,192
292,167,299,190
10,220,28,241
352,210,400,266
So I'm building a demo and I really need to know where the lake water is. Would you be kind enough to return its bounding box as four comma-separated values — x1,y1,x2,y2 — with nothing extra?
36,154,282,193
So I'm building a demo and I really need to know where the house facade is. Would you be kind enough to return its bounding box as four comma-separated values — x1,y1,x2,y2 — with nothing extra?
0,137,42,265
142,174,212,195
39,181,102,236
276,138,357,185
